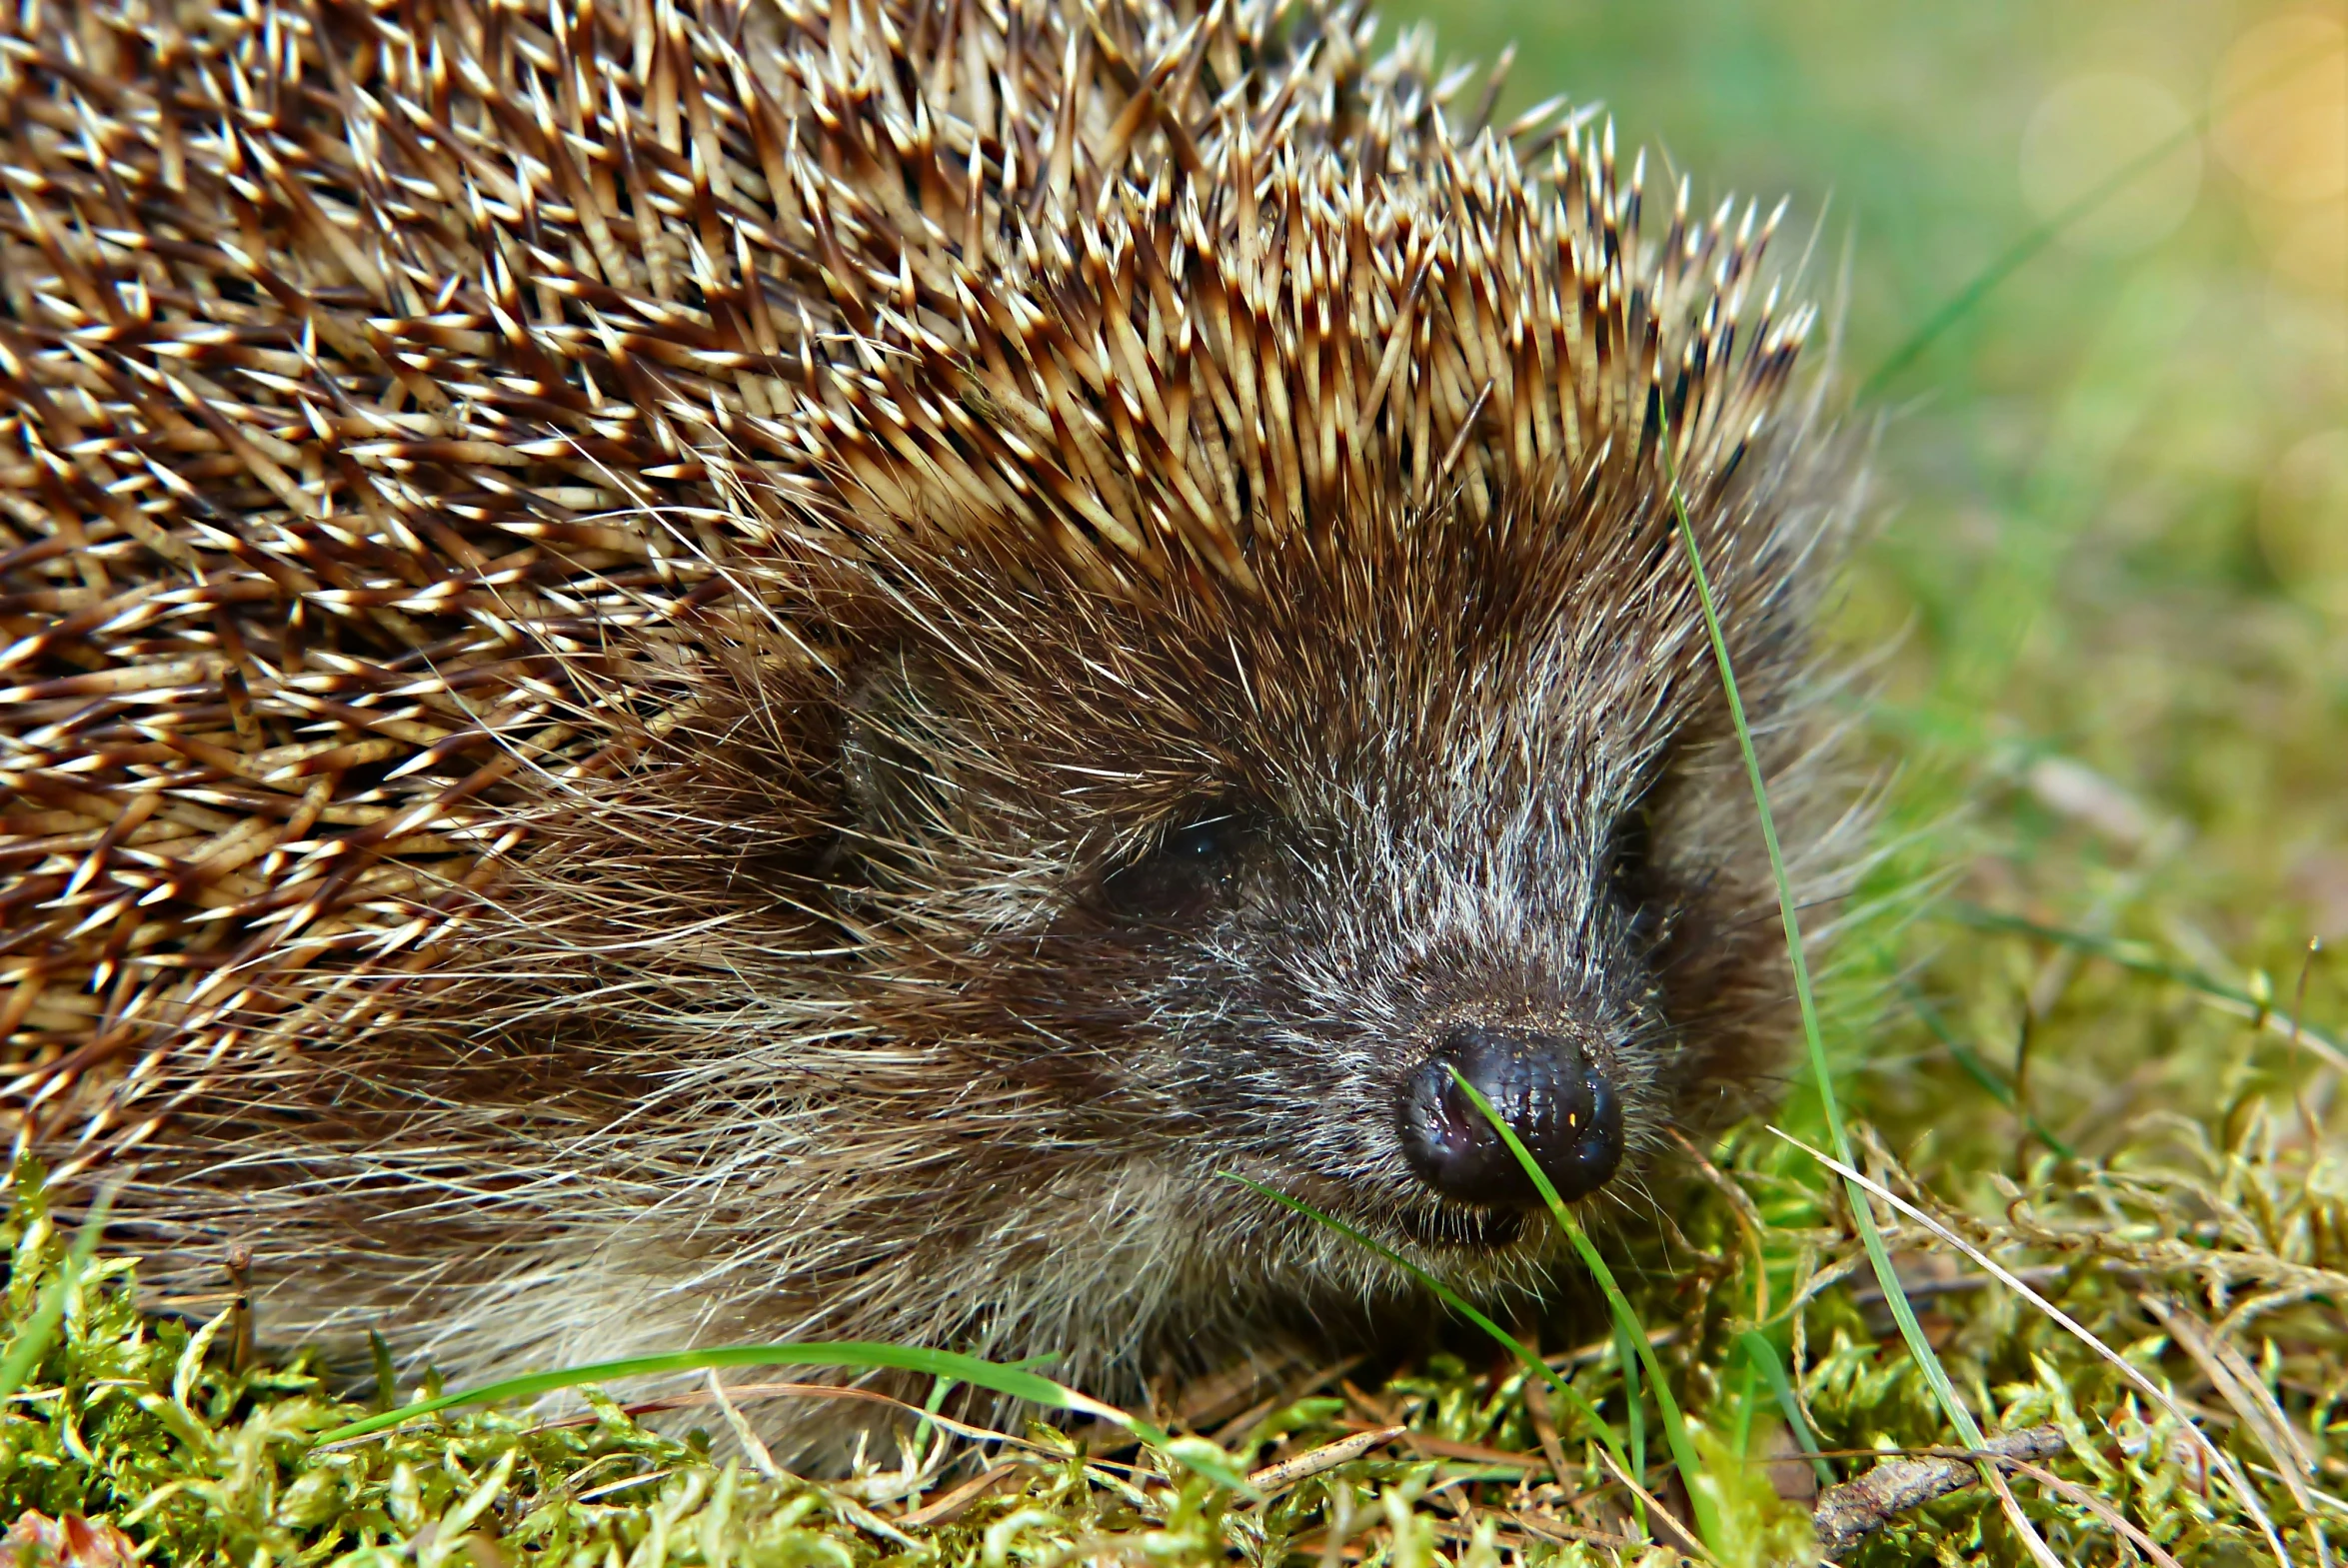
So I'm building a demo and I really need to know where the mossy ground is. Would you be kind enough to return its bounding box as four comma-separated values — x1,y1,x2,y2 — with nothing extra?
3,0,2343,1563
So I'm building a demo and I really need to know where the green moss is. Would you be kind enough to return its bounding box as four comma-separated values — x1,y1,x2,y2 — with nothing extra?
10,1047,2339,1566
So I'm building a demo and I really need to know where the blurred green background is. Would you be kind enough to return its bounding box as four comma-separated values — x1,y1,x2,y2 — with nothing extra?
1379,0,2348,1153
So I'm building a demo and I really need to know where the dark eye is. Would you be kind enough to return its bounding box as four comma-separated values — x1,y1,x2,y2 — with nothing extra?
1101,806,1250,924
1606,800,1656,905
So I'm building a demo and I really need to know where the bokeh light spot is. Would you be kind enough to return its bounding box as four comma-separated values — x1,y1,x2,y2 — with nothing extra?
2214,12,2347,204
2019,72,2202,254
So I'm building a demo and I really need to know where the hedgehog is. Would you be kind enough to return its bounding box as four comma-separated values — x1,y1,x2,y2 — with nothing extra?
0,0,1857,1453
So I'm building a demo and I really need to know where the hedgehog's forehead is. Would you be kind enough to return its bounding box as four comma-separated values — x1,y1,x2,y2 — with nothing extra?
1204,598,1683,824
856,508,1696,818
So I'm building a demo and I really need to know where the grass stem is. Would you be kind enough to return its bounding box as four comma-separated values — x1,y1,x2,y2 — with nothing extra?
314,1342,1167,1449
1439,1068,1721,1551
1654,410,2061,1563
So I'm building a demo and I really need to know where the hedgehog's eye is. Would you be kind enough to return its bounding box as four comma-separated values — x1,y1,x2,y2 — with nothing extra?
1101,805,1251,924
1605,801,1656,906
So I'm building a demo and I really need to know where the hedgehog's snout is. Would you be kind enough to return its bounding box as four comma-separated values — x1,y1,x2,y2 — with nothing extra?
1395,1023,1624,1209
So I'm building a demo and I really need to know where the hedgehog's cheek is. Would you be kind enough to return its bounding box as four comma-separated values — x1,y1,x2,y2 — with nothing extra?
1393,1023,1625,1208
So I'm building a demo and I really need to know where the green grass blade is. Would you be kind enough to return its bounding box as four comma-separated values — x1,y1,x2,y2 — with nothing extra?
0,1286,69,1410
1657,415,2058,1557
1736,1331,1832,1488
313,1341,1164,1447
1437,1068,1720,1551
0,1186,115,1406
1219,1171,1633,1476
1608,1311,1646,1484
913,1371,958,1454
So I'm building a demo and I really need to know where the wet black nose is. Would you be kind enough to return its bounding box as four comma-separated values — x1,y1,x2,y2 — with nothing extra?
1396,1024,1624,1207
